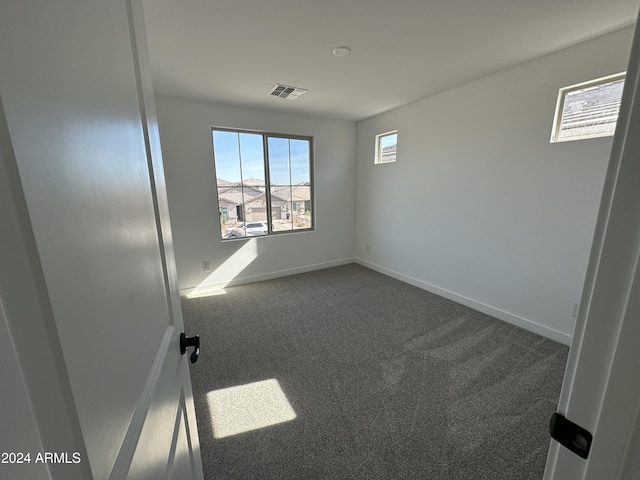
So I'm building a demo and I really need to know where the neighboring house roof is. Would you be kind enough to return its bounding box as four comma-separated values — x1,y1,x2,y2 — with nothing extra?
233,190,281,205
217,183,263,194
218,190,268,207
216,178,236,187
216,179,310,206
272,184,311,202
218,191,245,205
243,178,266,187
217,181,264,205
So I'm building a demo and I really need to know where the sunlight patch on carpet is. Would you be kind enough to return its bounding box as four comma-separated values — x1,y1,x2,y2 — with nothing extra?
207,379,297,439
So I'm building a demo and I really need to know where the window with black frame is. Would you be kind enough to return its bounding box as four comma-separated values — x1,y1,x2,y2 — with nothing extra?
212,128,314,240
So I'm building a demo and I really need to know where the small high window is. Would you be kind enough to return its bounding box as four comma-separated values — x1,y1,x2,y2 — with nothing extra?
375,130,397,164
551,73,625,143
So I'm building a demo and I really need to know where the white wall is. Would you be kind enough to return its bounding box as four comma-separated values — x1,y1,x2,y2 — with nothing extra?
355,26,635,344
156,95,357,294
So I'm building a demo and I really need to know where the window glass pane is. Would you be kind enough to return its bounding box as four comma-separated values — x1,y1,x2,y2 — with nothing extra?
239,133,265,186
291,185,312,230
267,137,312,232
243,222,268,236
230,222,247,238
218,205,233,237
552,74,625,143
271,186,293,232
267,137,291,185
217,186,246,238
243,186,267,223
379,133,397,163
213,131,242,184
290,139,310,184
558,79,623,140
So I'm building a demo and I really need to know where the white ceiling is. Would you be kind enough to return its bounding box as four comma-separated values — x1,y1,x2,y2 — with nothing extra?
142,0,639,122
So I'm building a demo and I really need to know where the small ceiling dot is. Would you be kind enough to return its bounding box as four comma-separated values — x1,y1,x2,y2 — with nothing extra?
332,46,351,57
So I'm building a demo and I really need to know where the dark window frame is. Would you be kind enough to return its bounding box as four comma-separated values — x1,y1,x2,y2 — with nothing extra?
211,127,315,241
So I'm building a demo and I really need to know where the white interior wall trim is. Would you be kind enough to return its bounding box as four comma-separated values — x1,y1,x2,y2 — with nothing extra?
180,258,355,297
356,257,573,345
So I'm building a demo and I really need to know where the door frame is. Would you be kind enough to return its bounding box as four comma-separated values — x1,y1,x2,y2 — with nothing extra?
544,11,640,480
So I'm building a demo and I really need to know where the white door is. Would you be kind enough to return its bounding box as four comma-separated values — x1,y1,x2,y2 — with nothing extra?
543,13,640,480
0,1,204,479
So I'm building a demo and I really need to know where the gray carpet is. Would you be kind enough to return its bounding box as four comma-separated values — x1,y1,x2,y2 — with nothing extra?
181,264,568,480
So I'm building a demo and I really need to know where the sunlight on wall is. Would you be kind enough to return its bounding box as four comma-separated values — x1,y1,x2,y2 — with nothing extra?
206,379,297,439
187,238,258,298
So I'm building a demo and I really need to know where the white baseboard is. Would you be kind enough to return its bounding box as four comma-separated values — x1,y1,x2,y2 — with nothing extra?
180,258,355,298
355,258,572,346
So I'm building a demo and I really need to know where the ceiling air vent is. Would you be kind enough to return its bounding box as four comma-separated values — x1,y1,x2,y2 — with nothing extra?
269,84,307,100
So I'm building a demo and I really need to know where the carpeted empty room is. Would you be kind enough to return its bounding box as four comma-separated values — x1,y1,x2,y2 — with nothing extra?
182,264,568,479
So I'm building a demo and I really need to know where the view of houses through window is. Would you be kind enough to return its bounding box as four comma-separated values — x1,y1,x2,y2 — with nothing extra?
375,130,397,164
212,129,313,240
551,72,625,143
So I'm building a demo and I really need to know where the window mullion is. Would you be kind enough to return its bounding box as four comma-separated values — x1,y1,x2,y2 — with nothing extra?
263,135,273,235
288,139,293,229
236,133,246,228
